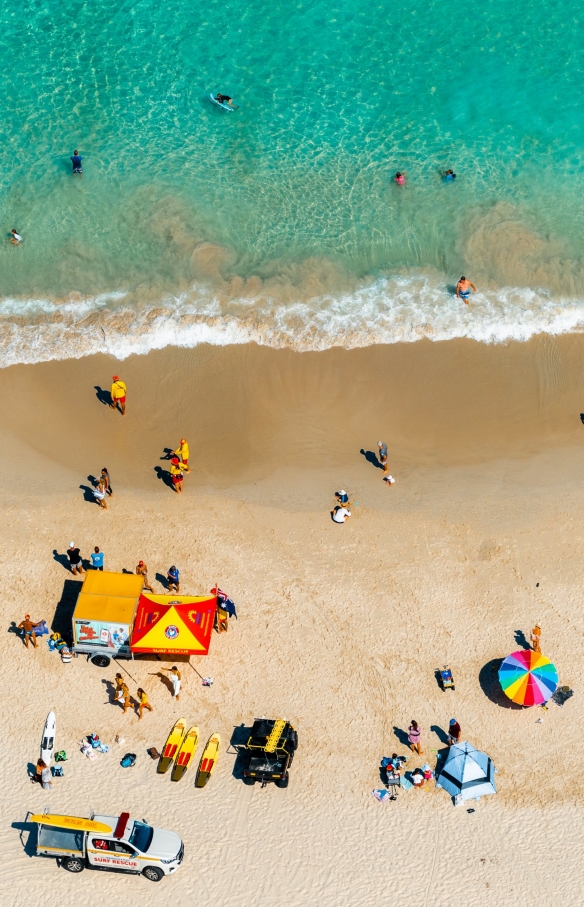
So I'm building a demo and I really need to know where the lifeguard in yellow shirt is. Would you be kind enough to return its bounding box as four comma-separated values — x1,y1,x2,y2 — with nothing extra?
174,438,190,472
110,375,127,415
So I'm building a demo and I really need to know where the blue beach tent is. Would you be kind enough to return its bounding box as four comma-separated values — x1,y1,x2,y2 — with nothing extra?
436,741,497,804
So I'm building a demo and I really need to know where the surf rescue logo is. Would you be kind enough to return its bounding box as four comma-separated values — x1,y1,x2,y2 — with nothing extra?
165,624,179,640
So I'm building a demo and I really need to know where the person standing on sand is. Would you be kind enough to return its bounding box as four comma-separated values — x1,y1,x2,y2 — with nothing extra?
109,375,127,415
174,439,190,472
136,560,154,593
116,681,132,714
67,542,84,575
456,276,476,304
137,688,153,720
169,457,184,493
377,441,389,473
18,614,41,648
161,666,181,700
93,478,108,509
39,760,52,790
531,623,542,653
91,546,104,570
408,720,423,755
448,718,461,745
167,565,180,592
101,467,113,496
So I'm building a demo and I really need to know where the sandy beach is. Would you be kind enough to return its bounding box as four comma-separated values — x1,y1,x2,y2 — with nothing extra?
2,335,584,907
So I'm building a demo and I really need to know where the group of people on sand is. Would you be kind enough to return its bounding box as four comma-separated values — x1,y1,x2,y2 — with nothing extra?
382,718,462,790
64,542,180,592
113,665,181,719
332,440,396,523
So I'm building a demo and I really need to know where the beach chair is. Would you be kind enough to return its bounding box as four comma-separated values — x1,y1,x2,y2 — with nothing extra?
385,772,401,800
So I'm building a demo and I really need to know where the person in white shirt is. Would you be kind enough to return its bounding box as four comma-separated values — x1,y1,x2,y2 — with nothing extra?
10,229,22,244
332,506,351,523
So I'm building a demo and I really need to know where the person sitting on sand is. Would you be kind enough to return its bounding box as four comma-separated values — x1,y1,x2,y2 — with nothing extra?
335,490,349,506
332,506,351,523
456,276,476,305
411,768,425,788
18,614,41,649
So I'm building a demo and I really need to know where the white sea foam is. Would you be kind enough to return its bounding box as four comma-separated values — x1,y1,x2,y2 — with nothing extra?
1,275,584,367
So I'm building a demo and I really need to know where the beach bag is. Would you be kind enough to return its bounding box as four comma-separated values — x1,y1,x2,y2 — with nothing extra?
54,751,67,763
52,766,64,777
89,734,101,748
120,753,136,768
147,747,160,760
60,647,72,663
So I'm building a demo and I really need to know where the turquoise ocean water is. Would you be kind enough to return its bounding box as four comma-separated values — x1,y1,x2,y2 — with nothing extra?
1,0,584,363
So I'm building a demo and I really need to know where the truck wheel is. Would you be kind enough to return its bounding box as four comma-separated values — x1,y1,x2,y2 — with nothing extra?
91,654,111,668
276,772,289,789
143,866,164,882
63,857,85,873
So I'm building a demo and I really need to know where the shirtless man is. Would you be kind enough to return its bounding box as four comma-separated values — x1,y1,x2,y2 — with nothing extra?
18,614,41,648
456,276,477,305
136,560,154,593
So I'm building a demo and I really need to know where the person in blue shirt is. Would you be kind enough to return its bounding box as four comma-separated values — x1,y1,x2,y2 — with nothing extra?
70,150,83,176
167,565,180,593
91,546,104,570
442,169,456,181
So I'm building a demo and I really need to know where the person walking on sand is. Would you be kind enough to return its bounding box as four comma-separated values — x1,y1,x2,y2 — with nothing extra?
448,718,461,746
91,546,104,570
115,681,132,714
174,439,190,472
136,560,154,593
18,614,41,648
161,666,181,700
377,441,389,473
408,720,423,755
100,467,113,497
93,478,108,509
531,623,542,653
456,276,476,304
67,542,85,575
167,565,180,592
169,457,185,493
109,375,127,415
137,688,153,720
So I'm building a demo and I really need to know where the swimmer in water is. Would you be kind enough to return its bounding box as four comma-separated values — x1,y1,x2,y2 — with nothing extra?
394,171,406,185
456,276,476,305
442,169,456,181
215,93,234,107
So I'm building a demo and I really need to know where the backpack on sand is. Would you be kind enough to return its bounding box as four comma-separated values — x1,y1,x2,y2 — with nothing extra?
120,753,136,768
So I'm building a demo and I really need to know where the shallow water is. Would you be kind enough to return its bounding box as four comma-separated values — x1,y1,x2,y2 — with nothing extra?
1,0,583,363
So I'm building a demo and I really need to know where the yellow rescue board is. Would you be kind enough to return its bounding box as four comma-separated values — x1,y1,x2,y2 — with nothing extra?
171,726,199,782
158,718,187,774
195,733,221,788
30,814,113,834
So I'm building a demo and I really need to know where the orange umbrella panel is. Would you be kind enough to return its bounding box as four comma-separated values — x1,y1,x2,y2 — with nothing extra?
130,594,217,655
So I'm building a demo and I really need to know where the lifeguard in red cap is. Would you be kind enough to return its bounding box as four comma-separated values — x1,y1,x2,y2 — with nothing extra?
110,375,127,415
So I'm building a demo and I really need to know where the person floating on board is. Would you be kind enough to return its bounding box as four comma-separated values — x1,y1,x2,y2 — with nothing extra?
216,93,234,107
161,666,181,700
109,375,127,415
456,276,476,305
174,438,190,472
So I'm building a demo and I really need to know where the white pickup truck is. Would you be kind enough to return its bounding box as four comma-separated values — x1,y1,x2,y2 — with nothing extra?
31,811,184,882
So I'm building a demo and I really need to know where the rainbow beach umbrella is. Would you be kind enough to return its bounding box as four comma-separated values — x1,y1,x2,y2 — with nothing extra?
498,650,558,707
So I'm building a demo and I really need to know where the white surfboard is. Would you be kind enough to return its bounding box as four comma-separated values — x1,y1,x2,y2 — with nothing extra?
209,94,238,111
41,711,56,764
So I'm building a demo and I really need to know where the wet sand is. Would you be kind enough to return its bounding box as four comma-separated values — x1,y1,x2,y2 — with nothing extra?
1,335,584,907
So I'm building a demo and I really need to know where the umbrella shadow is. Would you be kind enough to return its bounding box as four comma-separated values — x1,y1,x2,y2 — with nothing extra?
479,658,523,710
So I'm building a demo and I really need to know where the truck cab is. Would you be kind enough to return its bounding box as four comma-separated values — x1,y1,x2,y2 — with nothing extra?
32,812,184,882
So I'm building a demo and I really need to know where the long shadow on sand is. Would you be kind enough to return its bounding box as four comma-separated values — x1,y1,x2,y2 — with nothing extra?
360,449,384,470
479,658,524,710
94,385,112,406
154,466,174,490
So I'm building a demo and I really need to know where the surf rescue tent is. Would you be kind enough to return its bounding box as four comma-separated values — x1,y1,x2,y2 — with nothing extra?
73,570,144,658
435,741,498,805
130,593,216,655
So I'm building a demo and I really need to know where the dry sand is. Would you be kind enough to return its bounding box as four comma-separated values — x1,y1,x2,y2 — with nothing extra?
1,336,584,907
